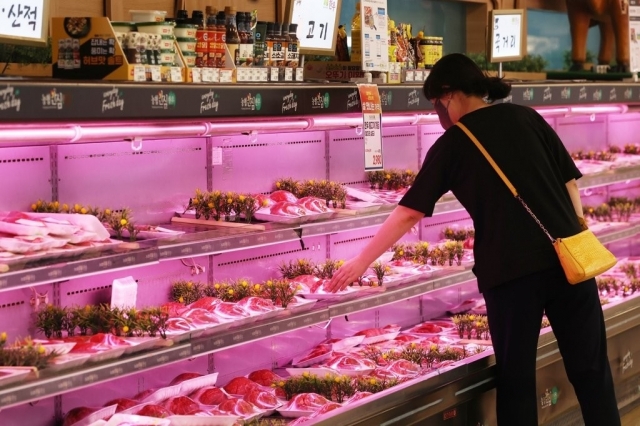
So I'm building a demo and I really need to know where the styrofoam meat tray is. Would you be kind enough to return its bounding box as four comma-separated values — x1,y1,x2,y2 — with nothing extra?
166,415,240,426
253,210,334,224
291,350,333,368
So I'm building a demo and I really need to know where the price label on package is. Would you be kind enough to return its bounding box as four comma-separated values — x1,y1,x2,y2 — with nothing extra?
191,67,202,83
150,65,161,82
133,65,146,82
284,67,293,81
202,67,214,82
358,83,384,171
170,67,183,82
270,67,279,82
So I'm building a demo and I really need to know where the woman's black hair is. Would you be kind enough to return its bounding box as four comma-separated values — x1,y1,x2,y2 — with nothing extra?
423,53,511,102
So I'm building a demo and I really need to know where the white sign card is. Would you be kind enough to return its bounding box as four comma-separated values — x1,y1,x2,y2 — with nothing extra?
286,0,342,55
488,9,525,63
0,0,49,47
359,0,389,72
111,276,138,310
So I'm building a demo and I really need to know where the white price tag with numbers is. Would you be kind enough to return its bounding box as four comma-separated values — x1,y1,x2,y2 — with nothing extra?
170,67,183,82
133,65,146,82
358,84,384,171
150,65,161,82
191,67,202,83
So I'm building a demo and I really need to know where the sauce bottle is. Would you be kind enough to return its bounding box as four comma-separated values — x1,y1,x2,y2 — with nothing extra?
253,21,267,67
265,22,276,67
216,12,226,68
224,6,240,67
286,23,299,68
205,6,217,68
237,12,248,66
193,10,207,68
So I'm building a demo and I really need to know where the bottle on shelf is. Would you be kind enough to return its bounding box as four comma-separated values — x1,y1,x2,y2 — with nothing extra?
253,21,267,67
216,11,227,68
351,2,362,63
278,22,289,79
225,6,241,66
193,10,208,68
205,6,217,68
240,11,254,66
285,23,299,69
175,9,189,24
388,19,398,63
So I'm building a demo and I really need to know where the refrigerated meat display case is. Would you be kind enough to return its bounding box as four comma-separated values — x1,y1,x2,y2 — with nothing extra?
0,81,639,425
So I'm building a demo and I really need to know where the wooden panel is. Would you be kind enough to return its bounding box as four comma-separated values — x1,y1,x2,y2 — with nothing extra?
51,0,103,17
466,2,488,53
526,0,566,12
106,0,275,22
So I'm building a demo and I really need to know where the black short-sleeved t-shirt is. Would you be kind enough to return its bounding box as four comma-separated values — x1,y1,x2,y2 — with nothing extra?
399,103,582,292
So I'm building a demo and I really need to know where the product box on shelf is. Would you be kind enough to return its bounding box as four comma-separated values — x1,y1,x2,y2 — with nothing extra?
186,42,236,83
52,17,186,83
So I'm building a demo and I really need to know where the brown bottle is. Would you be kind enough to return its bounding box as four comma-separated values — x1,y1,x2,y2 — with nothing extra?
216,12,226,68
286,23,299,68
193,10,208,68
225,6,240,66
205,6,217,68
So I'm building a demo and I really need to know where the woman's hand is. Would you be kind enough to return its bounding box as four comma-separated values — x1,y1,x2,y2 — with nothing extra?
325,256,370,293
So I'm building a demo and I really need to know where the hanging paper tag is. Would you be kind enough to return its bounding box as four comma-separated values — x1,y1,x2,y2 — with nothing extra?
358,83,384,171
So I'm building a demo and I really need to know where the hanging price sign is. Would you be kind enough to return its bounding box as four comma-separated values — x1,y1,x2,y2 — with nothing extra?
286,0,342,55
488,9,525,63
358,83,383,171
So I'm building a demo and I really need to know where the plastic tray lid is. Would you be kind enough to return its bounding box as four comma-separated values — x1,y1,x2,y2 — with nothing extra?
139,384,182,404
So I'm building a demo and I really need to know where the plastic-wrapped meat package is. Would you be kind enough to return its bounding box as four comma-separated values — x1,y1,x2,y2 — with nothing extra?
189,387,231,406
103,398,140,412
290,275,323,293
188,297,222,311
135,404,172,418
294,343,332,365
223,377,260,396
345,391,373,404
169,372,203,386
244,387,280,410
181,308,226,327
284,393,331,411
323,354,376,371
236,297,278,315
216,398,261,417
310,402,343,417
247,369,283,387
370,369,398,381
62,407,97,426
162,302,188,317
297,197,331,213
254,194,274,208
270,190,298,203
269,201,306,216
162,396,201,415
354,324,401,338
384,359,421,379
165,317,195,332
0,212,49,236
212,302,251,321
69,333,129,353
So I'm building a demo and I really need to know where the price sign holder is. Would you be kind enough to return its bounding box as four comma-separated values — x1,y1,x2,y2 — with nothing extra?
487,9,526,78
284,0,342,56
0,0,50,47
358,83,384,171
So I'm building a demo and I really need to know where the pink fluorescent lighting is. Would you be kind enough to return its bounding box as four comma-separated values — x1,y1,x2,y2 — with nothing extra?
570,104,628,114
535,107,571,116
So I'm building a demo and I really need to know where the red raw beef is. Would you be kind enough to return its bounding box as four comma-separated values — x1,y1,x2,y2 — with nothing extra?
346,392,373,404
213,302,250,320
310,402,342,417
245,388,279,409
385,359,421,378
223,377,260,396
189,297,222,311
69,333,129,353
169,372,204,386
390,260,416,267
290,275,323,293
136,404,172,418
270,201,306,217
217,398,258,417
255,194,275,208
104,398,140,412
189,386,230,405
297,197,330,213
247,369,282,387
354,328,385,338
133,389,157,401
412,323,443,334
181,308,225,326
166,317,195,332
285,393,330,411
162,302,188,317
270,190,298,203
62,407,95,426
463,238,474,249
163,396,201,415
370,369,398,381
324,354,376,371
394,335,419,343
296,343,331,363
236,297,278,315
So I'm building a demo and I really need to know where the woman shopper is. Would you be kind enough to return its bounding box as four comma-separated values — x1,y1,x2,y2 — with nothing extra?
326,53,620,425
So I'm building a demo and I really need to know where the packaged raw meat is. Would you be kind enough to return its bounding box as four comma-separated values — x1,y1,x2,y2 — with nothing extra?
236,297,278,315
135,405,171,418
292,343,332,366
446,299,480,315
189,387,230,405
270,190,298,203
217,398,261,417
323,354,376,372
244,387,280,409
269,201,306,217
212,302,251,321
0,212,49,236
165,317,195,332
133,389,157,402
104,413,171,426
188,297,222,311
63,407,96,426
169,372,203,386
223,377,260,396
181,308,226,326
254,194,275,208
384,359,421,378
290,275,323,293
103,398,140,413
310,402,342,417
247,369,282,387
345,391,373,404
284,393,330,411
161,302,188,317
410,323,443,334
297,197,331,213
354,324,400,338
69,333,129,353
162,396,200,415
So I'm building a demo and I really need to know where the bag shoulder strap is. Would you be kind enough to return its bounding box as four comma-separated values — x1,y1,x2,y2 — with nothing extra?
454,121,555,242
455,122,518,197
